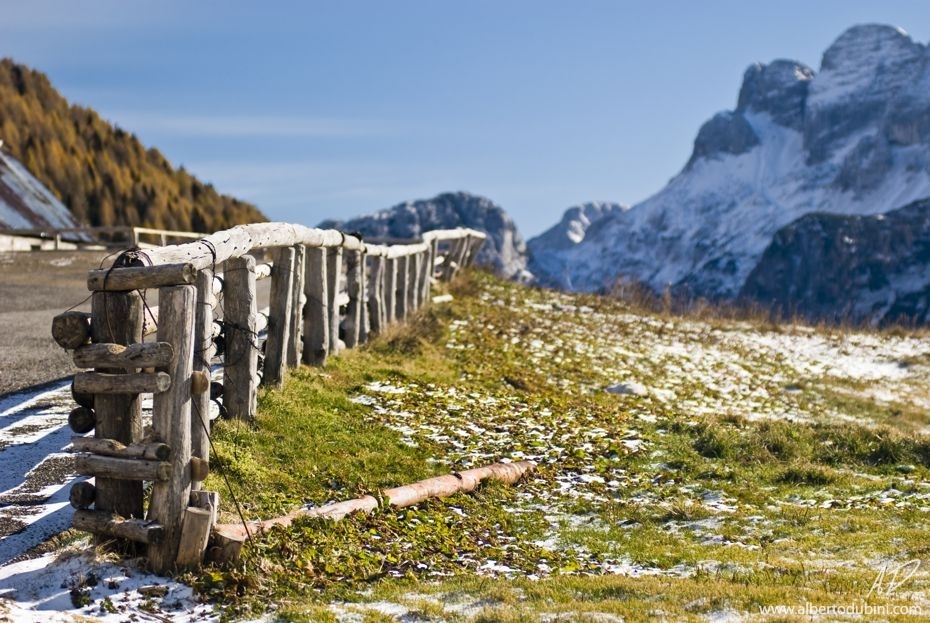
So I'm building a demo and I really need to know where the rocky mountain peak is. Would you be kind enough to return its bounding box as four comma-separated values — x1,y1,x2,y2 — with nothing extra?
736,59,813,130
805,24,926,163
320,191,531,281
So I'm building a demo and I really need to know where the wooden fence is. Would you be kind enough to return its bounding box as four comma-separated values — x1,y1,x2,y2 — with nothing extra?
51,222,486,573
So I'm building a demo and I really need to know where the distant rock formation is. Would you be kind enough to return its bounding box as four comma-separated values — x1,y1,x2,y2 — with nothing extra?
741,198,930,325
527,202,628,289
321,191,531,281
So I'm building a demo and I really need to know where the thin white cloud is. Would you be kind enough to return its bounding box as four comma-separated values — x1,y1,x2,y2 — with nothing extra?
103,111,393,139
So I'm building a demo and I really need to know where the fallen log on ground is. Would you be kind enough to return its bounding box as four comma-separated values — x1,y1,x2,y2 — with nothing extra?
210,460,535,561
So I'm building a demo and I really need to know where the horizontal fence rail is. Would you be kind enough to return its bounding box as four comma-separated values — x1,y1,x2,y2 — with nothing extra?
51,222,485,573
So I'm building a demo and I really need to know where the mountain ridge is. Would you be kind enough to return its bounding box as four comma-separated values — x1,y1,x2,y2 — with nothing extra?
0,59,266,233
526,23,930,320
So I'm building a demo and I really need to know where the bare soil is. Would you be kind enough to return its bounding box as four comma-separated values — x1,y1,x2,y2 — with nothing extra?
0,250,112,396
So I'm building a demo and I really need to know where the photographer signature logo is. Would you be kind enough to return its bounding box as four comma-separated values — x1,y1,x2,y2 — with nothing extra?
867,559,921,598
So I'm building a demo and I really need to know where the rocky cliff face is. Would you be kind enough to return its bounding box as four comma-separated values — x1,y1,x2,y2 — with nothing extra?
321,192,531,281
741,198,930,325
530,24,930,308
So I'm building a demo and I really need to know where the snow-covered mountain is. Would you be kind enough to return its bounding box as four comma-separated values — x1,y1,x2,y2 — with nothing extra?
321,191,531,281
529,24,930,303
0,148,79,230
527,202,628,289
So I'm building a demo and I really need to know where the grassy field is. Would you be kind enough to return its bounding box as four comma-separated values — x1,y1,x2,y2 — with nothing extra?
195,270,930,622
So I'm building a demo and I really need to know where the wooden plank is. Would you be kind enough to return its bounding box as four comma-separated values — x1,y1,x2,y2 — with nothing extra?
74,454,170,481
222,256,258,420
90,290,144,523
147,284,196,573
72,342,174,369
52,311,91,349
73,510,163,545
302,247,328,366
71,437,170,461
88,263,197,291
73,371,171,395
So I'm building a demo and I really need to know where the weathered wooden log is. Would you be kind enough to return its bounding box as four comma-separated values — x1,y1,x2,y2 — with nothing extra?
263,246,294,388
71,436,170,461
223,256,258,420
367,254,385,335
175,507,213,569
88,263,196,291
68,406,96,434
147,284,197,573
188,490,220,566
69,481,96,509
71,381,95,410
190,456,210,481
91,290,144,522
214,460,535,541
191,269,215,493
326,246,343,354
207,530,244,566
73,342,174,369
73,371,171,395
343,249,363,348
73,510,163,544
190,370,210,395
52,311,92,349
74,454,171,481
303,247,329,366
287,245,306,368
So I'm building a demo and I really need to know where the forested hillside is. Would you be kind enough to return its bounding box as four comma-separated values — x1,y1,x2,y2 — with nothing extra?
0,59,266,232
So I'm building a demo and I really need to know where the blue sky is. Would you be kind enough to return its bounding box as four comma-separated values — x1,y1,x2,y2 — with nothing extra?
2,1,930,237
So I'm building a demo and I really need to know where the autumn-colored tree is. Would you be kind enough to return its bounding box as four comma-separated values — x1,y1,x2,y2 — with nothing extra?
0,58,266,232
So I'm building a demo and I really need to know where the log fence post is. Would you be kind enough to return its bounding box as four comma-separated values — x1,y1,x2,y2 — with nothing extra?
263,246,295,388
344,249,363,348
146,284,196,573
367,254,385,335
303,247,329,366
287,244,306,368
223,256,258,420
326,246,343,354
192,269,214,491
395,255,409,321
407,251,421,314
384,257,397,325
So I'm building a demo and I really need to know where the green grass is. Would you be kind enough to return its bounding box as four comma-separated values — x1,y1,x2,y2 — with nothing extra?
193,270,930,621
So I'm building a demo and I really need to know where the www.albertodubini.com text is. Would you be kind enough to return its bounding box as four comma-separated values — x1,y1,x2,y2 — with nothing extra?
759,603,923,617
